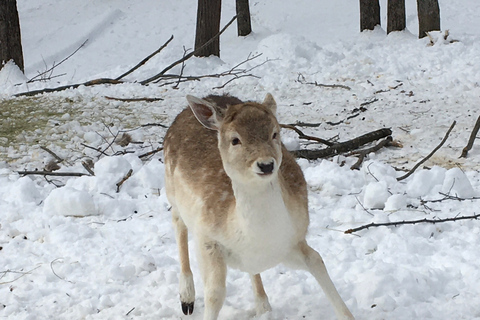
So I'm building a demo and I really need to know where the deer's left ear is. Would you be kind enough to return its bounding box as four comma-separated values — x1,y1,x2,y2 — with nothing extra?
262,93,277,115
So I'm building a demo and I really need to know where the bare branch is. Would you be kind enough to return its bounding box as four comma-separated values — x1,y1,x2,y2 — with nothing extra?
141,15,238,85
281,124,334,146
292,128,392,160
17,170,88,177
115,35,174,81
345,213,480,234
116,169,133,193
460,115,480,158
104,96,164,103
297,73,351,90
28,39,88,83
397,121,456,181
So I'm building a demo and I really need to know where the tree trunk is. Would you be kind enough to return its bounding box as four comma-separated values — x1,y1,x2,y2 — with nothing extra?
236,0,252,36
359,0,380,31
194,0,222,57
387,0,406,34
417,0,440,38
0,0,24,72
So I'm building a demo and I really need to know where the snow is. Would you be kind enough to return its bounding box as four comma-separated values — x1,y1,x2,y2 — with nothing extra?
1,0,480,319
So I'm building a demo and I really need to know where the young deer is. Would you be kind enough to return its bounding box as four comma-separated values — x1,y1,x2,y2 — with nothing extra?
163,94,354,320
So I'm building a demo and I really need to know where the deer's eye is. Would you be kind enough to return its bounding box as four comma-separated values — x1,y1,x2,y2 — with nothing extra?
272,132,278,140
232,138,241,146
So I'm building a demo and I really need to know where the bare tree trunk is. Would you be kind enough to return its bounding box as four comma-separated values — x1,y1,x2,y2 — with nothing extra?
0,0,24,72
359,0,380,31
387,0,406,34
236,0,252,36
194,0,222,57
417,0,440,38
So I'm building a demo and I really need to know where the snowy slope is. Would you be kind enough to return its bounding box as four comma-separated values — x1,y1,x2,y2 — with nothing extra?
1,0,480,319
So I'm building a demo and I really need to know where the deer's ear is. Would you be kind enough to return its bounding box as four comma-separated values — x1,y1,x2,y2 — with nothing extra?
186,95,223,130
262,93,277,115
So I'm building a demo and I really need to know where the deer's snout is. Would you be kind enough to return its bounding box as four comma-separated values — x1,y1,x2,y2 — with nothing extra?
257,161,275,175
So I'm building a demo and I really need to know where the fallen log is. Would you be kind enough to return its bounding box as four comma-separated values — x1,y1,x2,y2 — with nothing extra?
292,128,392,160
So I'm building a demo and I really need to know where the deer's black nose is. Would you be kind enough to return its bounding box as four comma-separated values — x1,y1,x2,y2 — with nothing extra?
257,161,274,175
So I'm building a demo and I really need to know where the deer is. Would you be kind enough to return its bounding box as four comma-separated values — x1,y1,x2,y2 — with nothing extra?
163,93,355,320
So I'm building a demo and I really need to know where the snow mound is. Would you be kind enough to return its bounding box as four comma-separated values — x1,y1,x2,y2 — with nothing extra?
43,186,97,216
0,60,27,92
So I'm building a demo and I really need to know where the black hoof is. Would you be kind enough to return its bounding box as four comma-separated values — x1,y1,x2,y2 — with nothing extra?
181,301,194,315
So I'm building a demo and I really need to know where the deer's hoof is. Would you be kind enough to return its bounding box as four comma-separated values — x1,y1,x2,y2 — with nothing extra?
181,301,194,315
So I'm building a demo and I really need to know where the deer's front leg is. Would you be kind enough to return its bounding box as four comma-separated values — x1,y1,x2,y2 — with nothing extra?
172,212,195,315
198,239,227,320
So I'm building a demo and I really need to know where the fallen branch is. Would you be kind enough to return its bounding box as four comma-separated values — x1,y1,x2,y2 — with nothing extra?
138,147,163,159
17,170,88,177
28,39,88,83
460,115,480,158
105,96,164,103
292,128,392,160
397,121,456,181
281,124,334,146
116,169,133,192
349,136,393,170
40,146,64,162
297,74,351,90
0,266,42,285
15,78,123,97
344,213,480,234
115,35,174,81
141,15,237,85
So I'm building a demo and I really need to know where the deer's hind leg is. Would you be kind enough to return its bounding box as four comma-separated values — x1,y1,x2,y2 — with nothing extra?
293,241,354,320
251,274,272,315
172,210,195,315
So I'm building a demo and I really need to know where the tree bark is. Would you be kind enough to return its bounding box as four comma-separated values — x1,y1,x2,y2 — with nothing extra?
236,0,252,36
359,0,380,31
417,0,440,38
194,0,222,57
0,0,24,72
387,0,406,34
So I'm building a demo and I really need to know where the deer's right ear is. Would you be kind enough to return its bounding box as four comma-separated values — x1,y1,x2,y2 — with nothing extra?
186,95,222,130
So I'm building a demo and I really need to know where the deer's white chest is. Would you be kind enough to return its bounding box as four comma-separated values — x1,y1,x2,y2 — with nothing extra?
223,184,296,274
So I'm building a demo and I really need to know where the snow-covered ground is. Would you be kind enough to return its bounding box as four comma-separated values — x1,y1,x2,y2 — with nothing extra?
1,0,480,319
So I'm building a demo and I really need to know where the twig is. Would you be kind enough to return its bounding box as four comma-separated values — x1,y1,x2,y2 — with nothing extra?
27,39,88,83
126,307,136,316
350,136,393,170
141,15,238,85
397,121,456,181
40,146,64,162
81,161,95,176
138,147,163,159
460,115,480,158
17,170,87,177
115,35,174,81
0,266,41,285
173,46,189,89
345,213,480,234
81,143,109,157
297,74,351,90
285,122,322,128
281,124,334,146
116,169,133,193
104,96,164,103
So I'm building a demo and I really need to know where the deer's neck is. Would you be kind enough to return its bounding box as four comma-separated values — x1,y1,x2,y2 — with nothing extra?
231,176,292,237
226,176,296,274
